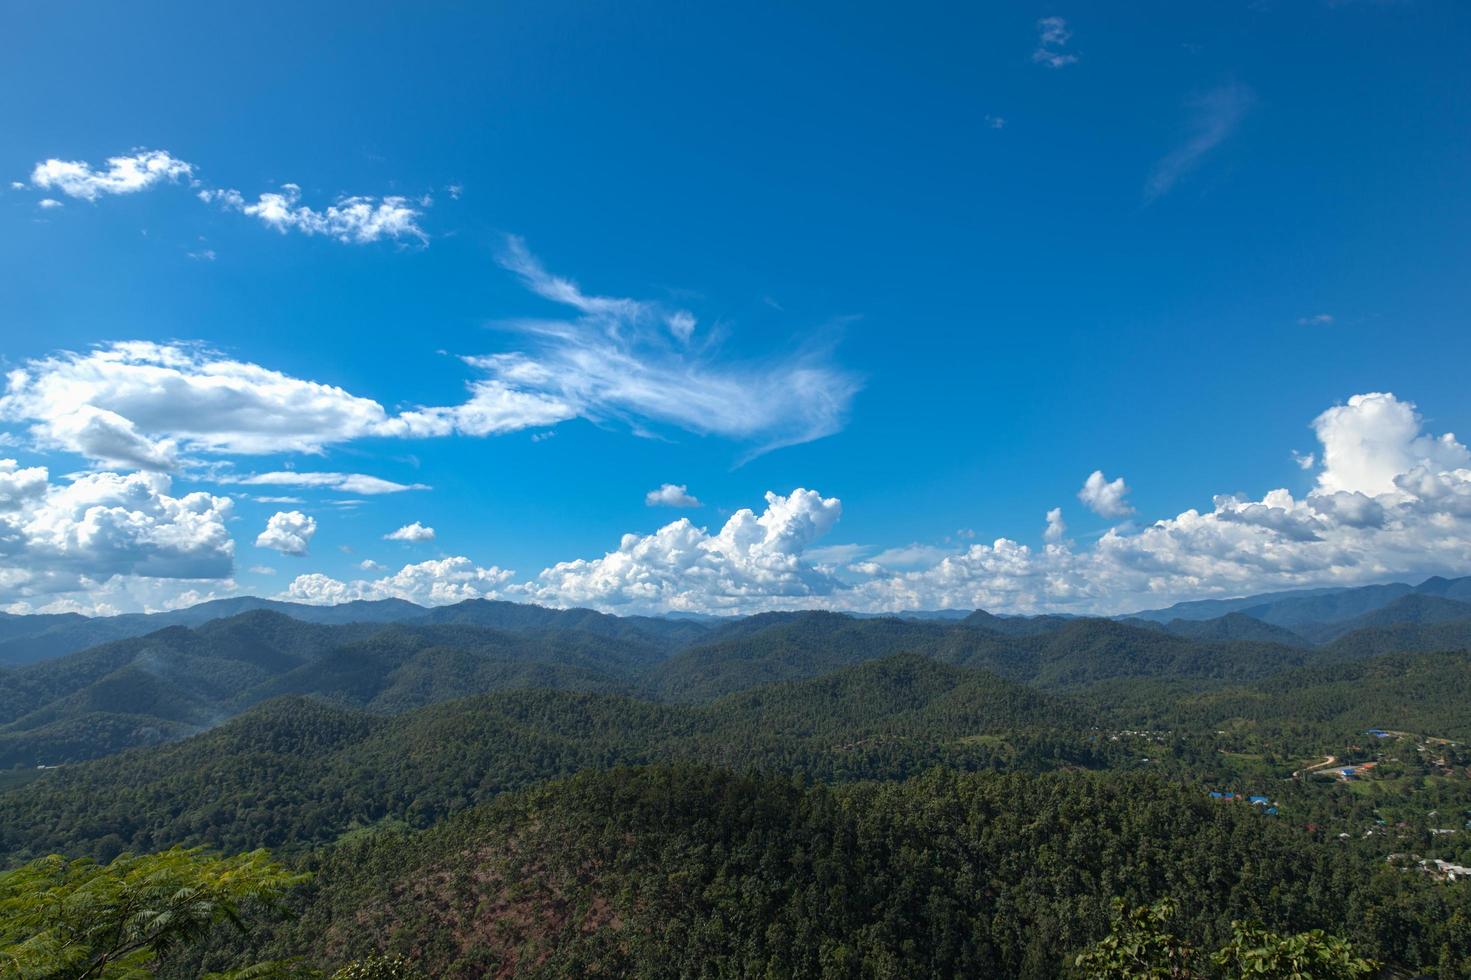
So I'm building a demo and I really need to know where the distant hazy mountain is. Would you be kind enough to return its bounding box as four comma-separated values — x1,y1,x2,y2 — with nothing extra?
1156,612,1308,646
1127,575,1471,628
1308,593,1471,642
0,595,713,667
0,597,426,667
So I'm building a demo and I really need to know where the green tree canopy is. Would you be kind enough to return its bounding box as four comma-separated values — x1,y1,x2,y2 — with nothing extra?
0,847,306,979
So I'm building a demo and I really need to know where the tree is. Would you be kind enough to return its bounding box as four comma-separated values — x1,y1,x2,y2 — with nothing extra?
1210,921,1378,979
0,847,307,979
1072,899,1194,979
329,957,426,980
1074,900,1379,980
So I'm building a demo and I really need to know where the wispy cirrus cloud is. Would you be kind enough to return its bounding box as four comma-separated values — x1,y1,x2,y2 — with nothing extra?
1032,17,1078,69
1145,82,1254,202
448,237,862,459
218,471,430,495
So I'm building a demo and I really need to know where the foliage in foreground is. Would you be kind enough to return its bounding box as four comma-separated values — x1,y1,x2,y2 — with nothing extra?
0,847,306,979
1073,899,1377,979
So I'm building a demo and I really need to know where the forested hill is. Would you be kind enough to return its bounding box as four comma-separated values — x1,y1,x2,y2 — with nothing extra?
3,603,1470,977
0,610,670,766
0,654,1108,862
7,595,1471,769
9,638,1471,868
166,766,1471,979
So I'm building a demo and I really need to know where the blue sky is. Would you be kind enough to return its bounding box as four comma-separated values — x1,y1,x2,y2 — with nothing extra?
2,0,1470,616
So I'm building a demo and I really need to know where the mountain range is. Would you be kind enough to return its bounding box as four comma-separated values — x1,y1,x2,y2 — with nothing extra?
4,574,1471,768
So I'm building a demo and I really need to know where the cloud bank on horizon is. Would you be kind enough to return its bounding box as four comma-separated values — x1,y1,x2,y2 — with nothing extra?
2,387,1469,617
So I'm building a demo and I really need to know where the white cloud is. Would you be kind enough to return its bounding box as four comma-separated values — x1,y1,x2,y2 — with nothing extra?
285,557,512,606
1298,313,1335,326
221,471,430,495
805,543,871,566
0,341,402,463
1145,82,1253,202
1313,392,1468,496
3,575,241,617
1078,470,1134,518
385,521,435,543
8,390,1470,619
204,183,427,244
666,311,697,342
0,462,234,607
525,489,842,613
506,395,1471,615
867,543,954,568
385,374,577,438
6,239,859,468
31,150,193,202
359,559,385,572
448,237,861,458
255,510,316,556
985,115,1006,130
1044,506,1066,543
645,483,702,508
1032,17,1078,69
248,565,277,575
1292,450,1316,470
37,198,62,209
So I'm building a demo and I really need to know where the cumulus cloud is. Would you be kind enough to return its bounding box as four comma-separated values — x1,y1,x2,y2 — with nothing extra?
8,388,1471,619
525,489,842,613
255,510,316,556
203,184,428,245
645,483,702,508
4,575,241,617
1145,82,1253,202
385,521,435,542
359,559,385,572
0,341,403,463
1312,392,1468,496
0,462,234,608
285,557,512,606
31,150,193,202
221,471,430,495
509,391,1471,616
1044,506,1067,544
1078,470,1134,518
1032,17,1078,68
